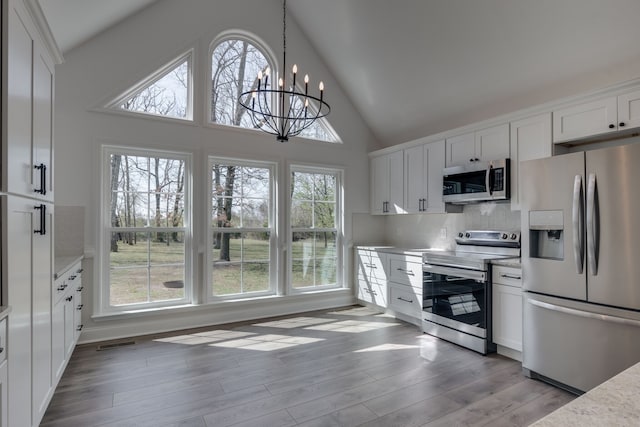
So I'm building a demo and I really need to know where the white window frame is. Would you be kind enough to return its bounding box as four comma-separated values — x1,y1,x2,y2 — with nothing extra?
99,146,193,314
288,164,344,293
207,156,278,301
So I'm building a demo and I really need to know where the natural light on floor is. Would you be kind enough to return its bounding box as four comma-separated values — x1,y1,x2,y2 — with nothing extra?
353,343,420,352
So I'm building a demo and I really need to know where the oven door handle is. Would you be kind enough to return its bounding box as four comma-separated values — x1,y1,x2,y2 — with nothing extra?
423,264,487,282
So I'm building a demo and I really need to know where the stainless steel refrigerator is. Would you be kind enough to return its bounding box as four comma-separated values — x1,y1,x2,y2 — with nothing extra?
520,142,640,393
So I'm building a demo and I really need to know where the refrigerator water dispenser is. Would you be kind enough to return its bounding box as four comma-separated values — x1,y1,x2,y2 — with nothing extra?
529,210,564,261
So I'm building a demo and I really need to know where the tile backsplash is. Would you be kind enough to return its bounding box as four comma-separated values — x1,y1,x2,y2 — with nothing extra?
55,205,85,257
352,202,520,249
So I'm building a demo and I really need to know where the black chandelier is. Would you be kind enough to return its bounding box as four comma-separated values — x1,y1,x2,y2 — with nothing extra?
239,0,330,142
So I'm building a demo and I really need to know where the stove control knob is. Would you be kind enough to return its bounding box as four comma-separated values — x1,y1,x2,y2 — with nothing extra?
465,232,470,238
502,233,508,239
458,232,464,238
510,233,518,240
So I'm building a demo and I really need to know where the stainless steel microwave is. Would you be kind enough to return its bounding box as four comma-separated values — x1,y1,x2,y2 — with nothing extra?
442,158,510,204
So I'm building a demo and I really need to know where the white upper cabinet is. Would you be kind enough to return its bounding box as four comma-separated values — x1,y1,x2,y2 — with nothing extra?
509,113,552,210
4,3,54,201
553,96,617,143
404,140,446,213
617,88,640,130
553,88,640,144
446,123,510,167
371,151,404,214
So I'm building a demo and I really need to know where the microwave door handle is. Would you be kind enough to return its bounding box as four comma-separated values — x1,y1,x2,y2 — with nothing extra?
486,167,492,196
572,174,584,274
587,173,598,276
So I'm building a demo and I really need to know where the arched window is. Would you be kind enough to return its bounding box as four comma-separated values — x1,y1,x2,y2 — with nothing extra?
210,35,273,129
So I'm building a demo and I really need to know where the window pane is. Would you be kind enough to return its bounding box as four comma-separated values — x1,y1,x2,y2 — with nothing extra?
315,258,337,286
291,232,314,261
314,202,335,228
291,173,313,200
291,260,314,288
212,264,241,295
291,201,313,228
211,39,271,128
242,167,270,198
150,265,185,302
315,232,337,259
110,232,150,267
242,233,270,261
242,263,269,293
150,232,185,264
314,174,336,201
211,233,242,262
110,267,149,306
121,60,189,119
241,198,269,228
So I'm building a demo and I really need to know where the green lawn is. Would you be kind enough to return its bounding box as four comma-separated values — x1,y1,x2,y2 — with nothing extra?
109,234,337,305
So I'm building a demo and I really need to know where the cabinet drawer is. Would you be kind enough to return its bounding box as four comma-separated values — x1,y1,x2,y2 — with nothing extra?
388,255,422,288
492,265,522,288
389,283,421,318
357,281,387,307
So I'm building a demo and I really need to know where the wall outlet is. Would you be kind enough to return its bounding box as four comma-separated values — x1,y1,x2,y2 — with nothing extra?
440,227,447,239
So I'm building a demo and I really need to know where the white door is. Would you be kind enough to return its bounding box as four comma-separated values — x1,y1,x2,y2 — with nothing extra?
445,132,475,167
370,155,388,214
553,96,617,143
404,145,425,213
475,123,510,162
32,46,55,202
509,113,552,210
387,151,404,214
617,88,640,130
424,140,446,212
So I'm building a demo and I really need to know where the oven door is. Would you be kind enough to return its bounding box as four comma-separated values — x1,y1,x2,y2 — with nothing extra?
422,264,488,338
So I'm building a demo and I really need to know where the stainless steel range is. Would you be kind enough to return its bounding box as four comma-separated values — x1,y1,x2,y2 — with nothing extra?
422,230,520,354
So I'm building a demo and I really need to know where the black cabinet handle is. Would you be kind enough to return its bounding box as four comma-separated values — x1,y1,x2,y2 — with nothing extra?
77,304,83,310
34,163,47,195
34,204,46,235
609,124,615,129
66,296,73,302
77,286,84,292
469,158,475,162
76,268,84,274
397,297,414,303
0,347,3,354
620,122,626,127
77,325,84,331
57,285,65,291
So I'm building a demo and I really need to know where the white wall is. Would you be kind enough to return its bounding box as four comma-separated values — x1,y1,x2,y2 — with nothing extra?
54,0,380,341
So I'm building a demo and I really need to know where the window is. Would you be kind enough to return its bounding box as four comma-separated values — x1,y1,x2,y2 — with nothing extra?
209,158,276,298
102,147,191,311
106,51,193,120
210,36,273,129
289,166,342,290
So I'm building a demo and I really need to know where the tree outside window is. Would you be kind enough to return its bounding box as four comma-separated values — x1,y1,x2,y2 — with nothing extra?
290,167,341,289
106,149,190,308
210,159,274,297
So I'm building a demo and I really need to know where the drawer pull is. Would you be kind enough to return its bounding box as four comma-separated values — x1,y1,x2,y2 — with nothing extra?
77,286,84,292
57,285,65,291
77,304,83,310
66,296,73,302
397,297,413,303
69,275,77,280
76,268,84,274
396,268,415,276
500,274,521,280
77,325,84,331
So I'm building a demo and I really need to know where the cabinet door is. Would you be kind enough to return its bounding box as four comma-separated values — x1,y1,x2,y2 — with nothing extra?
370,155,388,214
445,132,475,167
387,151,404,214
0,360,6,427
5,5,35,196
74,284,83,342
424,140,446,213
617,88,640,130
509,113,552,210
64,295,76,357
404,145,425,213
5,196,33,427
33,45,55,202
492,283,523,351
31,203,53,424
51,299,66,382
475,123,510,162
553,96,617,143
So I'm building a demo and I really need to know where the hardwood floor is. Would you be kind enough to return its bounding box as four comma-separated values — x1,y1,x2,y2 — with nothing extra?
42,306,574,426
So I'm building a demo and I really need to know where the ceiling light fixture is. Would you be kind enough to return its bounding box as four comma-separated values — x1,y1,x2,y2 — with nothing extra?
239,0,330,142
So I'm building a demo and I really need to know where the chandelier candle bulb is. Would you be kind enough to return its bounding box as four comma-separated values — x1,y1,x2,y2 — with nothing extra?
304,74,309,95
292,64,297,87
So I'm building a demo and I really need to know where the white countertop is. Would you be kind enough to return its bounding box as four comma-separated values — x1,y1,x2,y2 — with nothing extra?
531,361,640,426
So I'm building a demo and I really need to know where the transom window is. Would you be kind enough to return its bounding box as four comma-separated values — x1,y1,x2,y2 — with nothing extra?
209,158,276,298
102,147,191,311
289,166,342,290
210,37,272,128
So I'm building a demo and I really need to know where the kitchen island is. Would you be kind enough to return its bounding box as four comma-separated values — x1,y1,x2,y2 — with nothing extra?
531,361,640,426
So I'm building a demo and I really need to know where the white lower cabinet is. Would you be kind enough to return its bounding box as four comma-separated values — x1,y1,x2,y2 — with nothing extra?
387,253,423,325
492,265,523,358
355,249,388,308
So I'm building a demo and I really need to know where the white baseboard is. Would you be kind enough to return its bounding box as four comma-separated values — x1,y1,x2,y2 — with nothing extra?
79,291,356,344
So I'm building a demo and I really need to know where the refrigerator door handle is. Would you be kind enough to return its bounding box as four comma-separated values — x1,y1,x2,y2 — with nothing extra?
572,174,584,274
528,298,640,328
587,173,598,276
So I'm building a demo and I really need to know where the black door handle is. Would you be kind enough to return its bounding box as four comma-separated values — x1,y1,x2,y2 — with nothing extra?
34,163,47,195
34,204,46,235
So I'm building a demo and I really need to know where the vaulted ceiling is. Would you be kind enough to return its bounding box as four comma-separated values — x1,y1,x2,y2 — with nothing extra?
38,0,640,147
